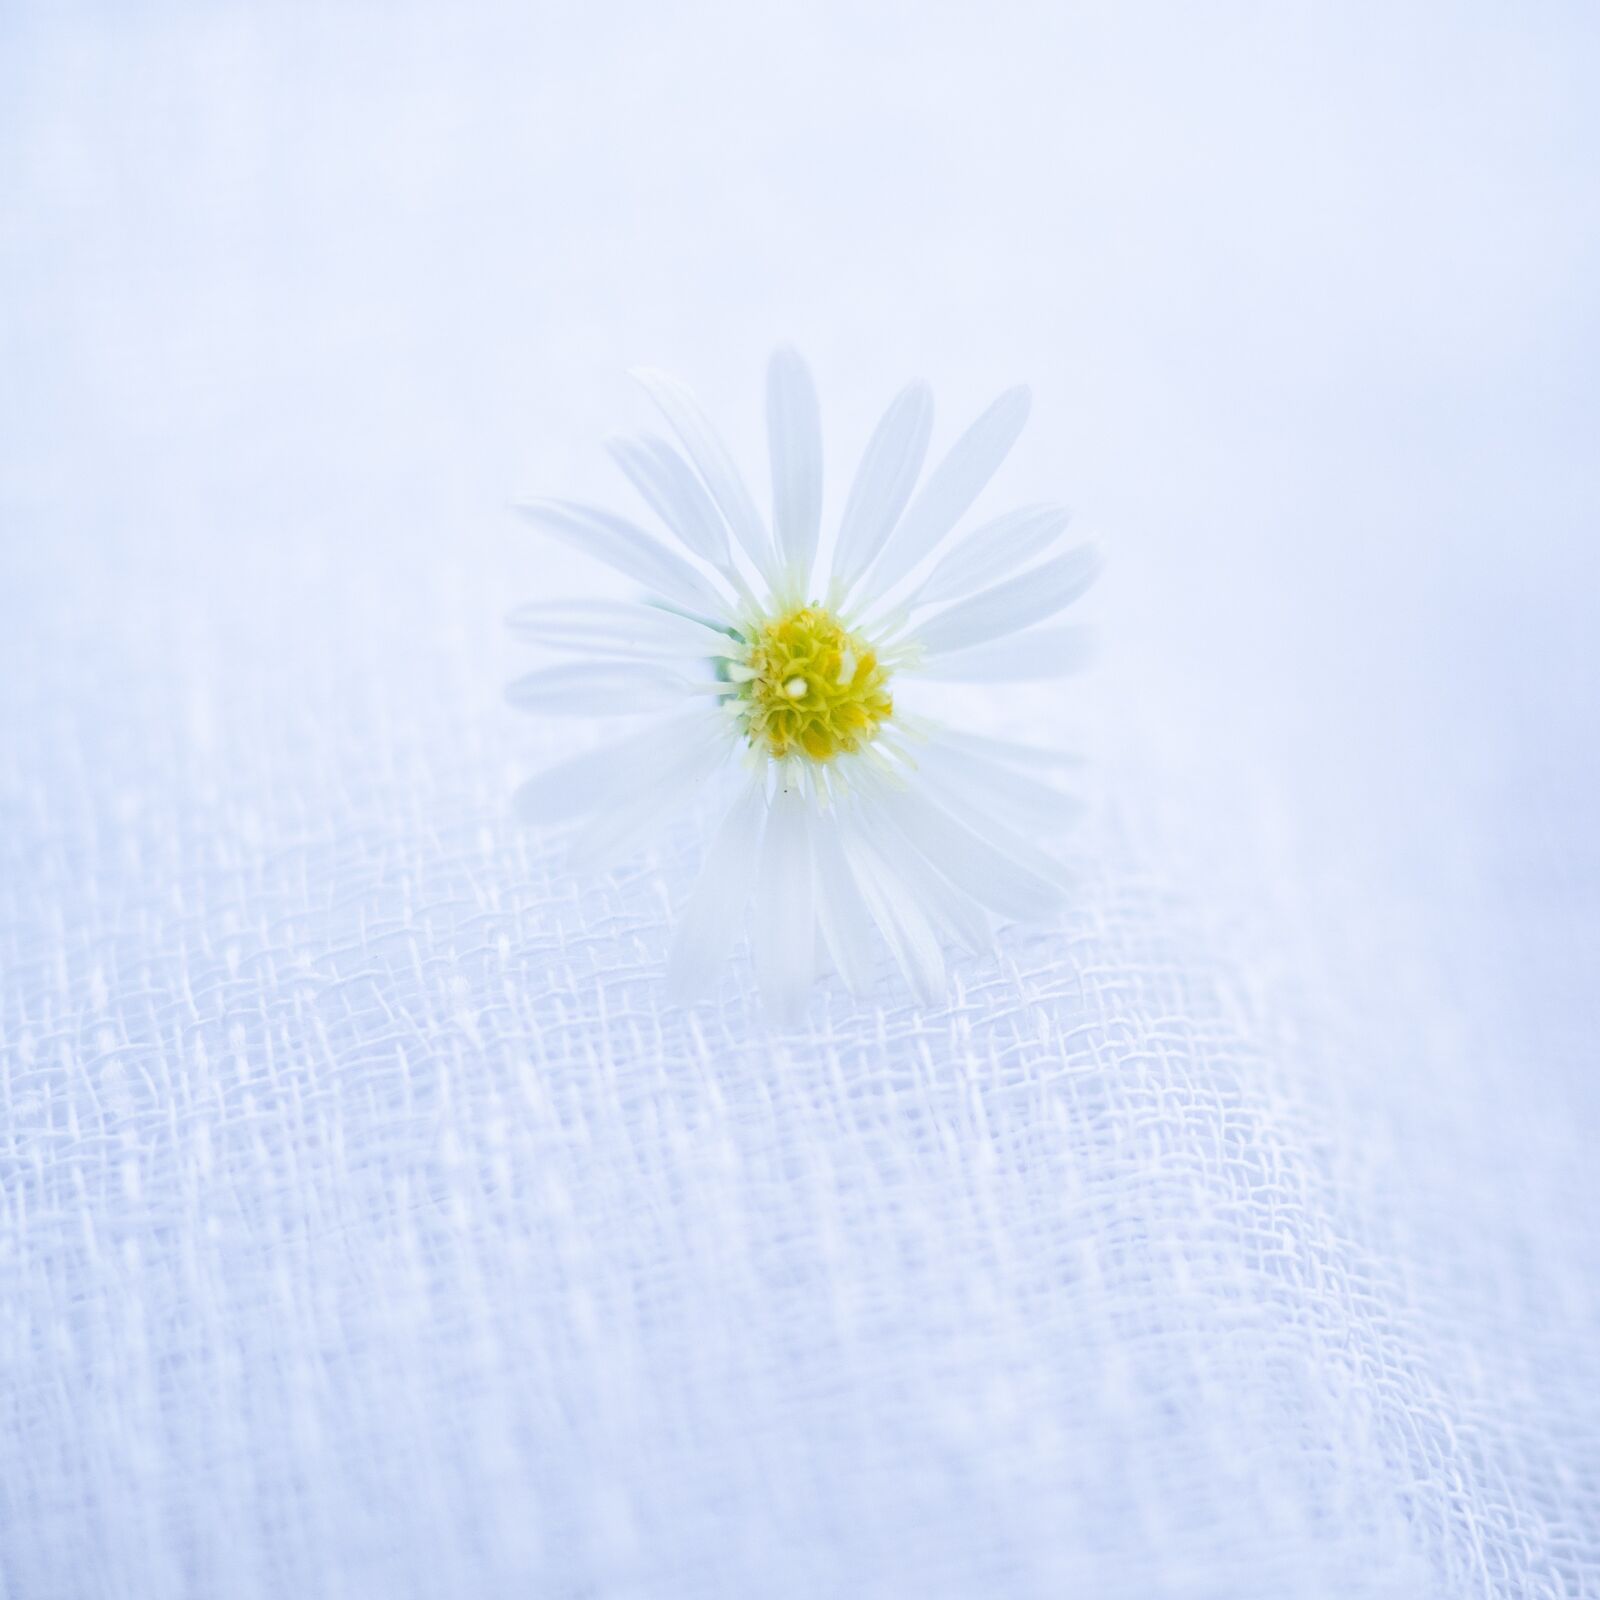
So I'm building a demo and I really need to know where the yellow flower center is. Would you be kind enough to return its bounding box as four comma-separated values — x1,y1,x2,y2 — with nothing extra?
733,605,893,762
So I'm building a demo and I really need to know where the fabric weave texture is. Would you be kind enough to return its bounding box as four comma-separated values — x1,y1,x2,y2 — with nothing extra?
3,4,1599,1596
3,525,1596,1598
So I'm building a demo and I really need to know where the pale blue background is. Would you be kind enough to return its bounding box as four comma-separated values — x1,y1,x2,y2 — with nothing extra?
3,4,1598,1596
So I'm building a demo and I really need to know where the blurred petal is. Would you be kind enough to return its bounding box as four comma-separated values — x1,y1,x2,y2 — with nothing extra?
633,366,777,584
866,385,1031,595
767,346,823,592
831,380,933,593
606,434,735,571
516,499,730,614
753,784,814,1025
913,543,1101,655
811,819,880,995
505,660,694,715
667,778,767,1001
841,815,945,1002
856,803,991,956
506,599,736,659
917,741,1085,834
513,715,721,826
887,787,1064,923
915,622,1096,681
568,730,733,869
911,504,1070,610
937,728,1086,773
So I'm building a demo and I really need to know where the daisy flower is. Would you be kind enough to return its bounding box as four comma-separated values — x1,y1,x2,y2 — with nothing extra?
510,348,1099,1022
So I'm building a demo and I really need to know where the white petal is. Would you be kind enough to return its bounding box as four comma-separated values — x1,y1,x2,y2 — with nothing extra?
513,715,720,826
865,385,1031,596
606,435,735,571
856,802,990,956
914,622,1096,682
632,367,777,585
569,731,733,869
767,346,823,593
917,742,1084,834
888,789,1064,923
811,819,881,995
910,504,1070,610
507,599,733,659
516,499,730,614
831,380,934,594
912,543,1101,656
927,778,1078,895
937,728,1085,773
841,817,945,1002
506,661,696,715
666,778,767,1001
753,784,814,1025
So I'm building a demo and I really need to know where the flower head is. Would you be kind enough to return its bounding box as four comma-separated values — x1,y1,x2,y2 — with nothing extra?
510,348,1098,1021
732,605,894,761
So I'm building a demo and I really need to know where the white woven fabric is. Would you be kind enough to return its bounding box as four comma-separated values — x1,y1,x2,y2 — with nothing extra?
3,5,1598,1597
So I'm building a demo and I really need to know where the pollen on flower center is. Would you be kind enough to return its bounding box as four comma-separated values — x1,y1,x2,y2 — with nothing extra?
731,605,894,763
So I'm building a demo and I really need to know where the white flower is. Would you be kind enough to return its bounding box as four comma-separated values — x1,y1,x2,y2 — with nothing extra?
510,348,1099,1021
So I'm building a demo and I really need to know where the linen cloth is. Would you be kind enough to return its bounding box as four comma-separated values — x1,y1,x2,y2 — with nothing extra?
3,5,1598,1596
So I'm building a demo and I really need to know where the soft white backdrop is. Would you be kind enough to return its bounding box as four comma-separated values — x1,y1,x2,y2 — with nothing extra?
3,4,1598,1596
